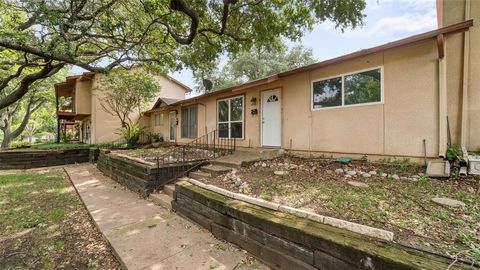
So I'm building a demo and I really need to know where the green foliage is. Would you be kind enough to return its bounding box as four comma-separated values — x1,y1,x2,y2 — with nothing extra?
446,146,464,176
151,133,164,143
117,123,144,147
446,146,463,162
194,44,317,92
10,141,32,149
99,70,160,124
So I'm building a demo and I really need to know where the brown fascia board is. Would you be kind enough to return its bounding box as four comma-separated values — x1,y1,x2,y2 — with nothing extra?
168,20,473,107
278,19,473,77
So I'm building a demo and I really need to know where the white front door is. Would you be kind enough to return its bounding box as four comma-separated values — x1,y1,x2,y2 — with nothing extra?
261,89,281,147
169,111,176,142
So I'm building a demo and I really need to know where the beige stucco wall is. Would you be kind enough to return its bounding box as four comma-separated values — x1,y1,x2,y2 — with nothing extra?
74,80,92,115
154,75,189,100
149,111,170,140
164,41,446,158
75,72,187,144
443,0,480,151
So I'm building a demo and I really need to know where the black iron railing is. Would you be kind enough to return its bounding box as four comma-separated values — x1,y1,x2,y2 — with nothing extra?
149,129,236,185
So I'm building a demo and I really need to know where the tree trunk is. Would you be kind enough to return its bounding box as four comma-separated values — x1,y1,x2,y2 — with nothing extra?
1,123,12,149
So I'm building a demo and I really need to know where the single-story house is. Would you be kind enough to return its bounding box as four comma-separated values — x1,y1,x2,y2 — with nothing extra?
54,71,191,144
144,0,479,161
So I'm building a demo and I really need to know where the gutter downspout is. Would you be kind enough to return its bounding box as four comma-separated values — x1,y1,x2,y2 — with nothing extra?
438,40,448,158
436,0,448,157
461,0,471,148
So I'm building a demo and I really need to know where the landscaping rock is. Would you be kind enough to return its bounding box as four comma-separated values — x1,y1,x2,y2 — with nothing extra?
261,162,267,168
335,168,344,174
348,181,369,188
432,197,466,208
391,174,400,180
361,173,371,178
346,170,357,176
274,171,289,176
336,157,352,164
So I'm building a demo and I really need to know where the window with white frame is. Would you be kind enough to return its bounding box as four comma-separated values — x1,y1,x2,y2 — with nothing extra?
154,113,164,126
218,96,243,139
312,67,382,109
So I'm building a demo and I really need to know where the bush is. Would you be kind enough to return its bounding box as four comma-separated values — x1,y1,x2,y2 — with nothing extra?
151,133,164,143
11,141,32,149
117,124,144,147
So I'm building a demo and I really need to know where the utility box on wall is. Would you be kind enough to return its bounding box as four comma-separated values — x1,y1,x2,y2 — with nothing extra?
468,154,480,175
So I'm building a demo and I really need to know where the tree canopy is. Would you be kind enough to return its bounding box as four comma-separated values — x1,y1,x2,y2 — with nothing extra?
0,0,366,109
194,44,317,92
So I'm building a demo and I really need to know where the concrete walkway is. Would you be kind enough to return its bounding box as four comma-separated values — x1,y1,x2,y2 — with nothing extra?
64,163,267,270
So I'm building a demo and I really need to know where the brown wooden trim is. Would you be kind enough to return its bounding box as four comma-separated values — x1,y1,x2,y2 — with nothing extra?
279,20,472,78
168,20,473,108
436,34,445,59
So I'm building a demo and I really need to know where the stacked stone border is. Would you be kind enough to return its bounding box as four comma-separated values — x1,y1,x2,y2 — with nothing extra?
183,178,394,241
0,148,96,169
173,180,469,270
96,150,202,197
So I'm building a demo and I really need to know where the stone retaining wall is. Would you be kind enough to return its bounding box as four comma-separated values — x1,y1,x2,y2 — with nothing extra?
96,150,201,196
0,148,92,169
173,181,469,270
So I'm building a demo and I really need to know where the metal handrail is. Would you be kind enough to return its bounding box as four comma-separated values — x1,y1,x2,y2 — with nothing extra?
150,129,236,185
150,129,236,165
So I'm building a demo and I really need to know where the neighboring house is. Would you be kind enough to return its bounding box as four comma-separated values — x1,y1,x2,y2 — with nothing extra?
54,71,191,144
144,0,479,161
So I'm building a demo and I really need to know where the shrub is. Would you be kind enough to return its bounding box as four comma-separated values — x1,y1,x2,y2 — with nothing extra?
11,141,32,149
117,124,144,147
151,133,164,143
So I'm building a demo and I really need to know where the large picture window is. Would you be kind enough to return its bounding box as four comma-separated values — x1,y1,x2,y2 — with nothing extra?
181,106,197,138
312,67,383,110
218,96,244,139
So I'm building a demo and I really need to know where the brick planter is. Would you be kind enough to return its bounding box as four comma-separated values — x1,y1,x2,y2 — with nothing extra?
173,181,471,270
0,148,91,169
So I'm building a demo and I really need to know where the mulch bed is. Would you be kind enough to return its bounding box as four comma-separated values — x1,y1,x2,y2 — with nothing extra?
203,156,480,263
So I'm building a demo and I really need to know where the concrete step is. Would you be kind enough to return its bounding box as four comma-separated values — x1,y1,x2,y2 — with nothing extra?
163,184,175,198
149,193,173,210
210,159,242,169
189,171,212,180
200,165,232,177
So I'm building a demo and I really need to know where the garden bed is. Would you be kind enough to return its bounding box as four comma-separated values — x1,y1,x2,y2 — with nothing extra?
202,156,480,263
0,168,120,269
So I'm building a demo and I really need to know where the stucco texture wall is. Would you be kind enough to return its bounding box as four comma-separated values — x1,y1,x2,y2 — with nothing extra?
165,41,444,158
86,73,186,143
443,0,480,151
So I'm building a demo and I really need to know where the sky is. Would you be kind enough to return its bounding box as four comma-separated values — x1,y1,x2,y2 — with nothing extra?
71,0,438,97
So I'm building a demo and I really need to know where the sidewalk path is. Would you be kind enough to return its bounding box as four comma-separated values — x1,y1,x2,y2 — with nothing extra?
64,163,267,270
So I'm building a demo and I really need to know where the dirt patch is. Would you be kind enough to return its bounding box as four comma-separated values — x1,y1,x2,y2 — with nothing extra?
0,168,121,269
203,156,480,263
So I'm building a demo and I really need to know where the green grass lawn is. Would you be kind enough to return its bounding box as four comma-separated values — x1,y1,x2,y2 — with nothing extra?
0,169,120,269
